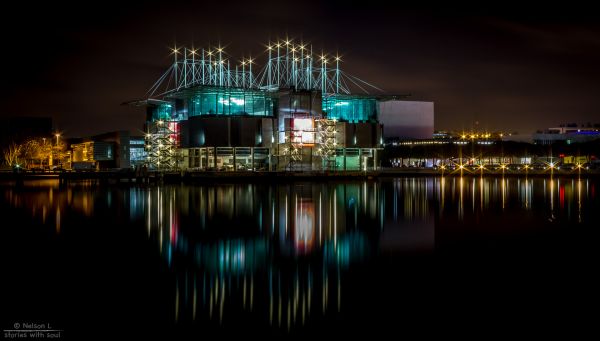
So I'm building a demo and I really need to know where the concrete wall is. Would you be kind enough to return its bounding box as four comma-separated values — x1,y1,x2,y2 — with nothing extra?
379,100,434,140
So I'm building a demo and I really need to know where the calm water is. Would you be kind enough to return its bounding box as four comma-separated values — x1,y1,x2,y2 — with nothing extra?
1,177,598,337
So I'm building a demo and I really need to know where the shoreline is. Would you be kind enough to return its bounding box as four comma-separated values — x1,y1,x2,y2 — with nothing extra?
1,169,599,184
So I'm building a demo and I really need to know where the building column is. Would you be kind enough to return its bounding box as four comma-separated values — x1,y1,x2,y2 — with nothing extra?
199,148,203,169
268,148,272,171
374,149,378,171
359,148,362,171
213,147,217,170
233,147,237,171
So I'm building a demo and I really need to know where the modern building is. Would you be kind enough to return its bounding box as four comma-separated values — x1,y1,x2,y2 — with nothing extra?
71,131,145,169
129,40,417,172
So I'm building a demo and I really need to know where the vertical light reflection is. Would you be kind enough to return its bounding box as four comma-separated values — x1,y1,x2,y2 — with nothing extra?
55,206,60,234
278,287,282,327
250,275,254,311
209,280,213,319
472,178,476,212
458,177,464,220
577,179,582,223
302,291,306,325
147,191,151,237
440,176,446,213
333,187,337,249
362,181,367,214
285,194,288,236
271,198,275,235
243,276,247,309
220,277,225,323
550,177,555,221
501,177,506,210
193,276,197,321
319,192,322,245
479,177,484,211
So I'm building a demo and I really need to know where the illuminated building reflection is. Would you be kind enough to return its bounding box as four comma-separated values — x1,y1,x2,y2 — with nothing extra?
136,182,382,326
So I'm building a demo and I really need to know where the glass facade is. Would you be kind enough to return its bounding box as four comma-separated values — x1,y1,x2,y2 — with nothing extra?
152,103,173,121
187,88,275,117
322,95,378,123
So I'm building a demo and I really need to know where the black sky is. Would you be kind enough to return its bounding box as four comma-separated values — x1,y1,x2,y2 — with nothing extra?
2,1,599,137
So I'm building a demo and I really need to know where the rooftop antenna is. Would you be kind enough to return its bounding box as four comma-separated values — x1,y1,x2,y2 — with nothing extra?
171,45,181,89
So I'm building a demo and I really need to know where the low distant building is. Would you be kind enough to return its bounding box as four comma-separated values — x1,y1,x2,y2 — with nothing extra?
533,125,600,145
71,141,114,169
71,131,145,169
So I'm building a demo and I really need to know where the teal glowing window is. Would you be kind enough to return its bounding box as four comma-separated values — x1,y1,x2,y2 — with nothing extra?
187,88,275,117
322,96,378,122
152,103,173,121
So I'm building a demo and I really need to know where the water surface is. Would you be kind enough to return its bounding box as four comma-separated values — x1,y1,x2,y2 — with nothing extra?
1,177,597,337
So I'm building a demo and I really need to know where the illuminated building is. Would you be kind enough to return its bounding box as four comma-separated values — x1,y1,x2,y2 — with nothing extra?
71,131,145,169
129,40,412,171
533,124,600,145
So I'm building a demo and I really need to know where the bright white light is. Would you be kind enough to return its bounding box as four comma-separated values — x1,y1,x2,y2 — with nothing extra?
231,98,245,105
293,118,315,144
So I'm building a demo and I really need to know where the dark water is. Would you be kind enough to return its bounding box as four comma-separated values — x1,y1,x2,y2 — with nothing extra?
1,177,598,338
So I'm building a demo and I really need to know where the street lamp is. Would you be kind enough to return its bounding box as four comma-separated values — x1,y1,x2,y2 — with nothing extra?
55,133,61,146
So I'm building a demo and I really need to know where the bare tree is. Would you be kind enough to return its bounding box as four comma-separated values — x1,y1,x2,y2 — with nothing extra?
3,142,23,167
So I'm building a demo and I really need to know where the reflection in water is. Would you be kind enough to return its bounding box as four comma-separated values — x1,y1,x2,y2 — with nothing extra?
136,182,384,327
1,176,597,332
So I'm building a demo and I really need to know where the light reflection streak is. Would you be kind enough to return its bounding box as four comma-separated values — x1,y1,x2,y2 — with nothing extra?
578,179,582,223
458,177,464,220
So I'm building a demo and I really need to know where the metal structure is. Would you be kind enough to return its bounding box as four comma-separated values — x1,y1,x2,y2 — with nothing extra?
145,120,179,170
316,119,338,170
147,39,383,98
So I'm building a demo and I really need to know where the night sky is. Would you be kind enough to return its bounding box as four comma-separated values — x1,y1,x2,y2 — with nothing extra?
2,1,599,137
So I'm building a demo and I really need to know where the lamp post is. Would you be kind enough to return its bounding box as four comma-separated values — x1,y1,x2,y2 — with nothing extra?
54,133,61,168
